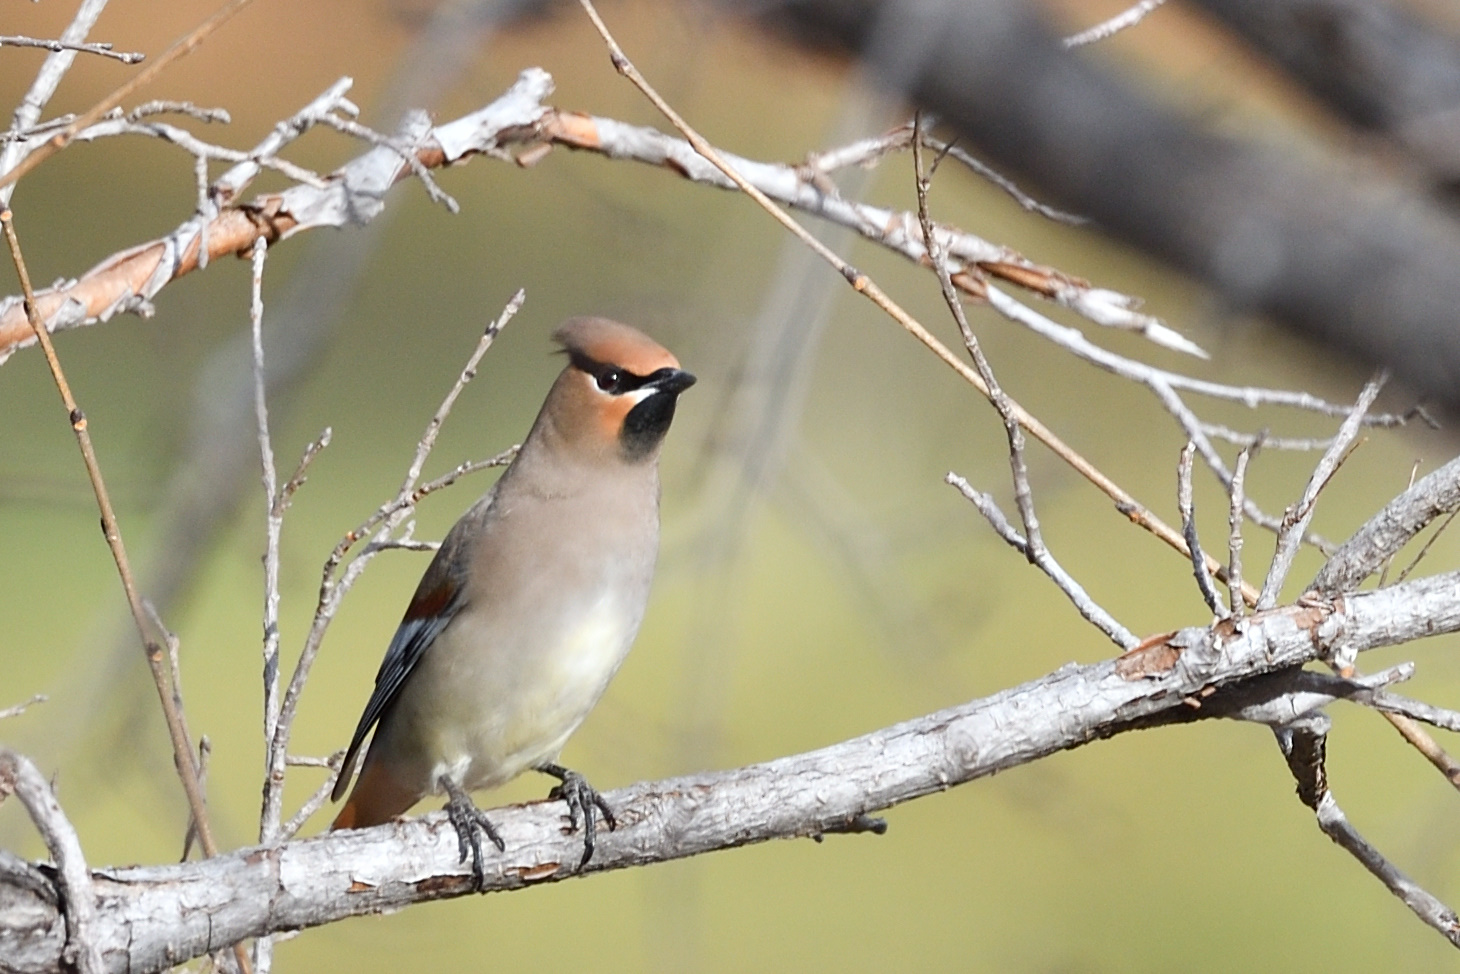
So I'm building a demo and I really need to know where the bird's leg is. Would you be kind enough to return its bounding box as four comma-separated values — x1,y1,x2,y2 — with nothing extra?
536,762,616,867
439,775,504,888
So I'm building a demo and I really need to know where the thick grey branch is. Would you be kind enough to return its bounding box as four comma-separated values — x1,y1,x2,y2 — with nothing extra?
0,750,103,974
5,569,1460,973
1313,454,1460,594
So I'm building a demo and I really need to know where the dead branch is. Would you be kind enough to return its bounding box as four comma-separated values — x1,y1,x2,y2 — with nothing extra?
0,69,553,363
3,568,1458,973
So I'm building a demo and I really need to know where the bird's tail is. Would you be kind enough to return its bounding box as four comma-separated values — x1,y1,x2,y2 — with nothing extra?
331,759,419,830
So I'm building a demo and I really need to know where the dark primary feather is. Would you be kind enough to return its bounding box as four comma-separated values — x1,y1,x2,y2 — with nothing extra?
331,487,497,802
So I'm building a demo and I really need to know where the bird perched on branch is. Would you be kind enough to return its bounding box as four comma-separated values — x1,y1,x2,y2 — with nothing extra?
330,317,695,882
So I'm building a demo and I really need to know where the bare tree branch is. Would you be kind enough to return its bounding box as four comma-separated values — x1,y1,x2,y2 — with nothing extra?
757,0,1460,410
0,0,257,196
0,694,47,721
1367,691,1460,734
945,472,1136,646
1271,715,1460,946
1311,787,1460,945
1313,454,1460,594
4,568,1459,972
915,116,1135,648
0,35,142,64
0,0,112,207
1178,441,1226,616
1063,0,1169,48
0,750,103,974
0,207,222,870
1227,442,1256,618
0,69,553,363
1258,375,1384,610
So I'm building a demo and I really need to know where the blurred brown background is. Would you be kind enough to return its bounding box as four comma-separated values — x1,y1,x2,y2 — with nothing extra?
3,1,1460,970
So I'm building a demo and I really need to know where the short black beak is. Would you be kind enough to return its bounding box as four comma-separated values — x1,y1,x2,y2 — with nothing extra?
648,368,696,396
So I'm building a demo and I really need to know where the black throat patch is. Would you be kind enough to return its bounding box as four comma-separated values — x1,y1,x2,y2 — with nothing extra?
621,392,680,462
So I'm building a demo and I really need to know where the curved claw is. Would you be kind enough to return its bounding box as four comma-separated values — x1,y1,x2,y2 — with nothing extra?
440,775,503,889
537,763,616,868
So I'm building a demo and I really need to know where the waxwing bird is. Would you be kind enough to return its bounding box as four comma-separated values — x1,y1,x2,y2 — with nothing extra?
330,317,694,882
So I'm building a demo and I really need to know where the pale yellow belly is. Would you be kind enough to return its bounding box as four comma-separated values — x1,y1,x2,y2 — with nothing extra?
381,591,640,795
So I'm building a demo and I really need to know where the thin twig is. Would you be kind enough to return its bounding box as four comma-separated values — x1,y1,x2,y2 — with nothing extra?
0,34,142,63
803,121,912,174
1312,788,1460,946
1273,717,1460,947
284,754,339,768
1064,0,1169,48
946,473,1136,647
1367,691,1460,734
0,208,219,857
1195,424,1310,450
72,116,329,190
0,115,77,144
945,475,1027,556
983,281,1413,423
209,77,356,204
926,136,1086,225
181,736,211,862
913,116,1134,649
277,429,332,515
1177,442,1225,616
0,694,46,720
802,118,1083,225
394,296,524,499
1313,454,1460,594
913,118,1031,547
362,538,442,555
1258,374,1385,609
1382,710,1460,793
0,0,258,193
1227,443,1257,619
250,239,290,847
153,603,185,708
362,450,519,535
576,0,1256,608
0,0,111,208
310,111,458,213
278,755,345,842
1378,462,1421,589
127,100,230,124
987,286,1343,552
1394,508,1460,585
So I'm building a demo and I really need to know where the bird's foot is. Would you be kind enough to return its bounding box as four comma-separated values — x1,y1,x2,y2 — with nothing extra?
537,763,616,868
439,775,504,889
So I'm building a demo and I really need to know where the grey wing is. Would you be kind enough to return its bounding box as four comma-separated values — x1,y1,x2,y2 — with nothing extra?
331,488,497,801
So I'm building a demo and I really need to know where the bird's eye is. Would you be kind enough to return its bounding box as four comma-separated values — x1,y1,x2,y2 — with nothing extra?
596,368,623,393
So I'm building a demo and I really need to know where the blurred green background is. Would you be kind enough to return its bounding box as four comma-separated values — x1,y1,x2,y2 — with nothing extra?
3,1,1460,970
